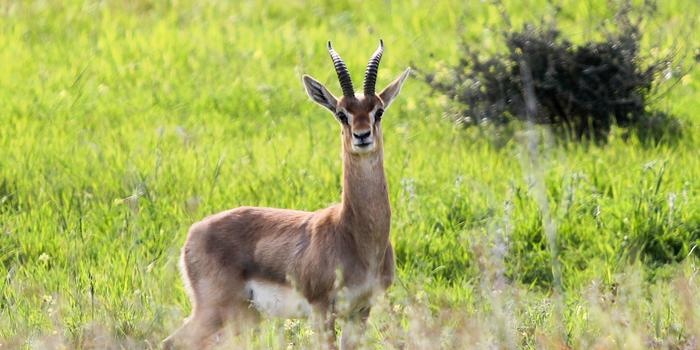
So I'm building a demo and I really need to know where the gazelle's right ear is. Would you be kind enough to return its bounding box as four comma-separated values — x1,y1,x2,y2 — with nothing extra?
303,75,338,113
378,68,411,110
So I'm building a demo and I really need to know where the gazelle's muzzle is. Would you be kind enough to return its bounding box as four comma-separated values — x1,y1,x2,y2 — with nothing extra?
351,129,374,153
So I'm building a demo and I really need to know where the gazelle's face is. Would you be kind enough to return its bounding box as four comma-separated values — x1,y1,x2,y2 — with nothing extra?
302,41,410,157
336,95,384,155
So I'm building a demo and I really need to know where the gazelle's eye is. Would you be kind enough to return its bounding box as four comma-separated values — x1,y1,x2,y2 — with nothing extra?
375,109,384,122
336,111,348,125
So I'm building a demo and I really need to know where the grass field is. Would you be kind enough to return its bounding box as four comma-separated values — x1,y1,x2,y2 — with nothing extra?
1,0,699,348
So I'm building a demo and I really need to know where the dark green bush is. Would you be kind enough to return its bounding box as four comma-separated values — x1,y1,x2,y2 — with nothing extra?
419,3,686,143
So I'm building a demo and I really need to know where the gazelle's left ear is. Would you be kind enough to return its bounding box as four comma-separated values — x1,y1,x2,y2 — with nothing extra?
378,68,411,109
303,74,338,113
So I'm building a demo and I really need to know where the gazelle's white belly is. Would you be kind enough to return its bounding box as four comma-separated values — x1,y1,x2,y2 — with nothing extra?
244,279,311,318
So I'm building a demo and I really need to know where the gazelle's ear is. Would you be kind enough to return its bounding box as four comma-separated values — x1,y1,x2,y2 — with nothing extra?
303,75,338,113
378,68,411,109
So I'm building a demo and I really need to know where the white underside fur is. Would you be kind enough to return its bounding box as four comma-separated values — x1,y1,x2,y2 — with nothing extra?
244,280,312,318
244,274,381,318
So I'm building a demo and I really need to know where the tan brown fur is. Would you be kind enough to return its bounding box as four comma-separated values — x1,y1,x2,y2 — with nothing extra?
163,44,410,350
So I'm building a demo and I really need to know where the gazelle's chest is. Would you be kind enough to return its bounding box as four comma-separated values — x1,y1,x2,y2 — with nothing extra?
335,273,383,313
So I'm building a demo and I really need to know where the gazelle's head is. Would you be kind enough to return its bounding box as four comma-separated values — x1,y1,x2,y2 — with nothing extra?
303,40,410,155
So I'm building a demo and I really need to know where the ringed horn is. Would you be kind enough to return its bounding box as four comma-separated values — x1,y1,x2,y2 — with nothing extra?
327,40,385,97
363,39,384,96
327,41,355,97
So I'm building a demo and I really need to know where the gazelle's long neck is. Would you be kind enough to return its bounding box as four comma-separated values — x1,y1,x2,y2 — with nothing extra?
340,145,391,262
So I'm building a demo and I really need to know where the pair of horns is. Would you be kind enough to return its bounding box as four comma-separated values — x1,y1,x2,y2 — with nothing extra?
327,40,384,97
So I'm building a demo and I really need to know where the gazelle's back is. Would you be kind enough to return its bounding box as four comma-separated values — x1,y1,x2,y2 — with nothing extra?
183,206,314,286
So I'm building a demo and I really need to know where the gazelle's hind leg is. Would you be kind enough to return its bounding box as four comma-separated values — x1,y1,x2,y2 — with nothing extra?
163,282,261,349
162,304,225,350
163,300,261,349
215,300,262,348
163,259,254,349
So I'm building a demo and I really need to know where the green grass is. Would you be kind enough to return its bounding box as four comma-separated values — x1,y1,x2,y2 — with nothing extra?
0,0,698,348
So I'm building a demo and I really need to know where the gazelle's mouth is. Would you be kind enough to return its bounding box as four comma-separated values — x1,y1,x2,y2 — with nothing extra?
351,141,375,153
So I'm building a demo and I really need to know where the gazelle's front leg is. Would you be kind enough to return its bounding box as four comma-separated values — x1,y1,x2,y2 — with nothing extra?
340,306,371,350
312,302,339,350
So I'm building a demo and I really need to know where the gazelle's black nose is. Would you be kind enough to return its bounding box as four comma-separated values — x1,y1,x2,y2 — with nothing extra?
353,131,371,139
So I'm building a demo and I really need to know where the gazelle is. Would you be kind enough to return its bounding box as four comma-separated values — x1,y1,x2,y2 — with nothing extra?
163,40,410,349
